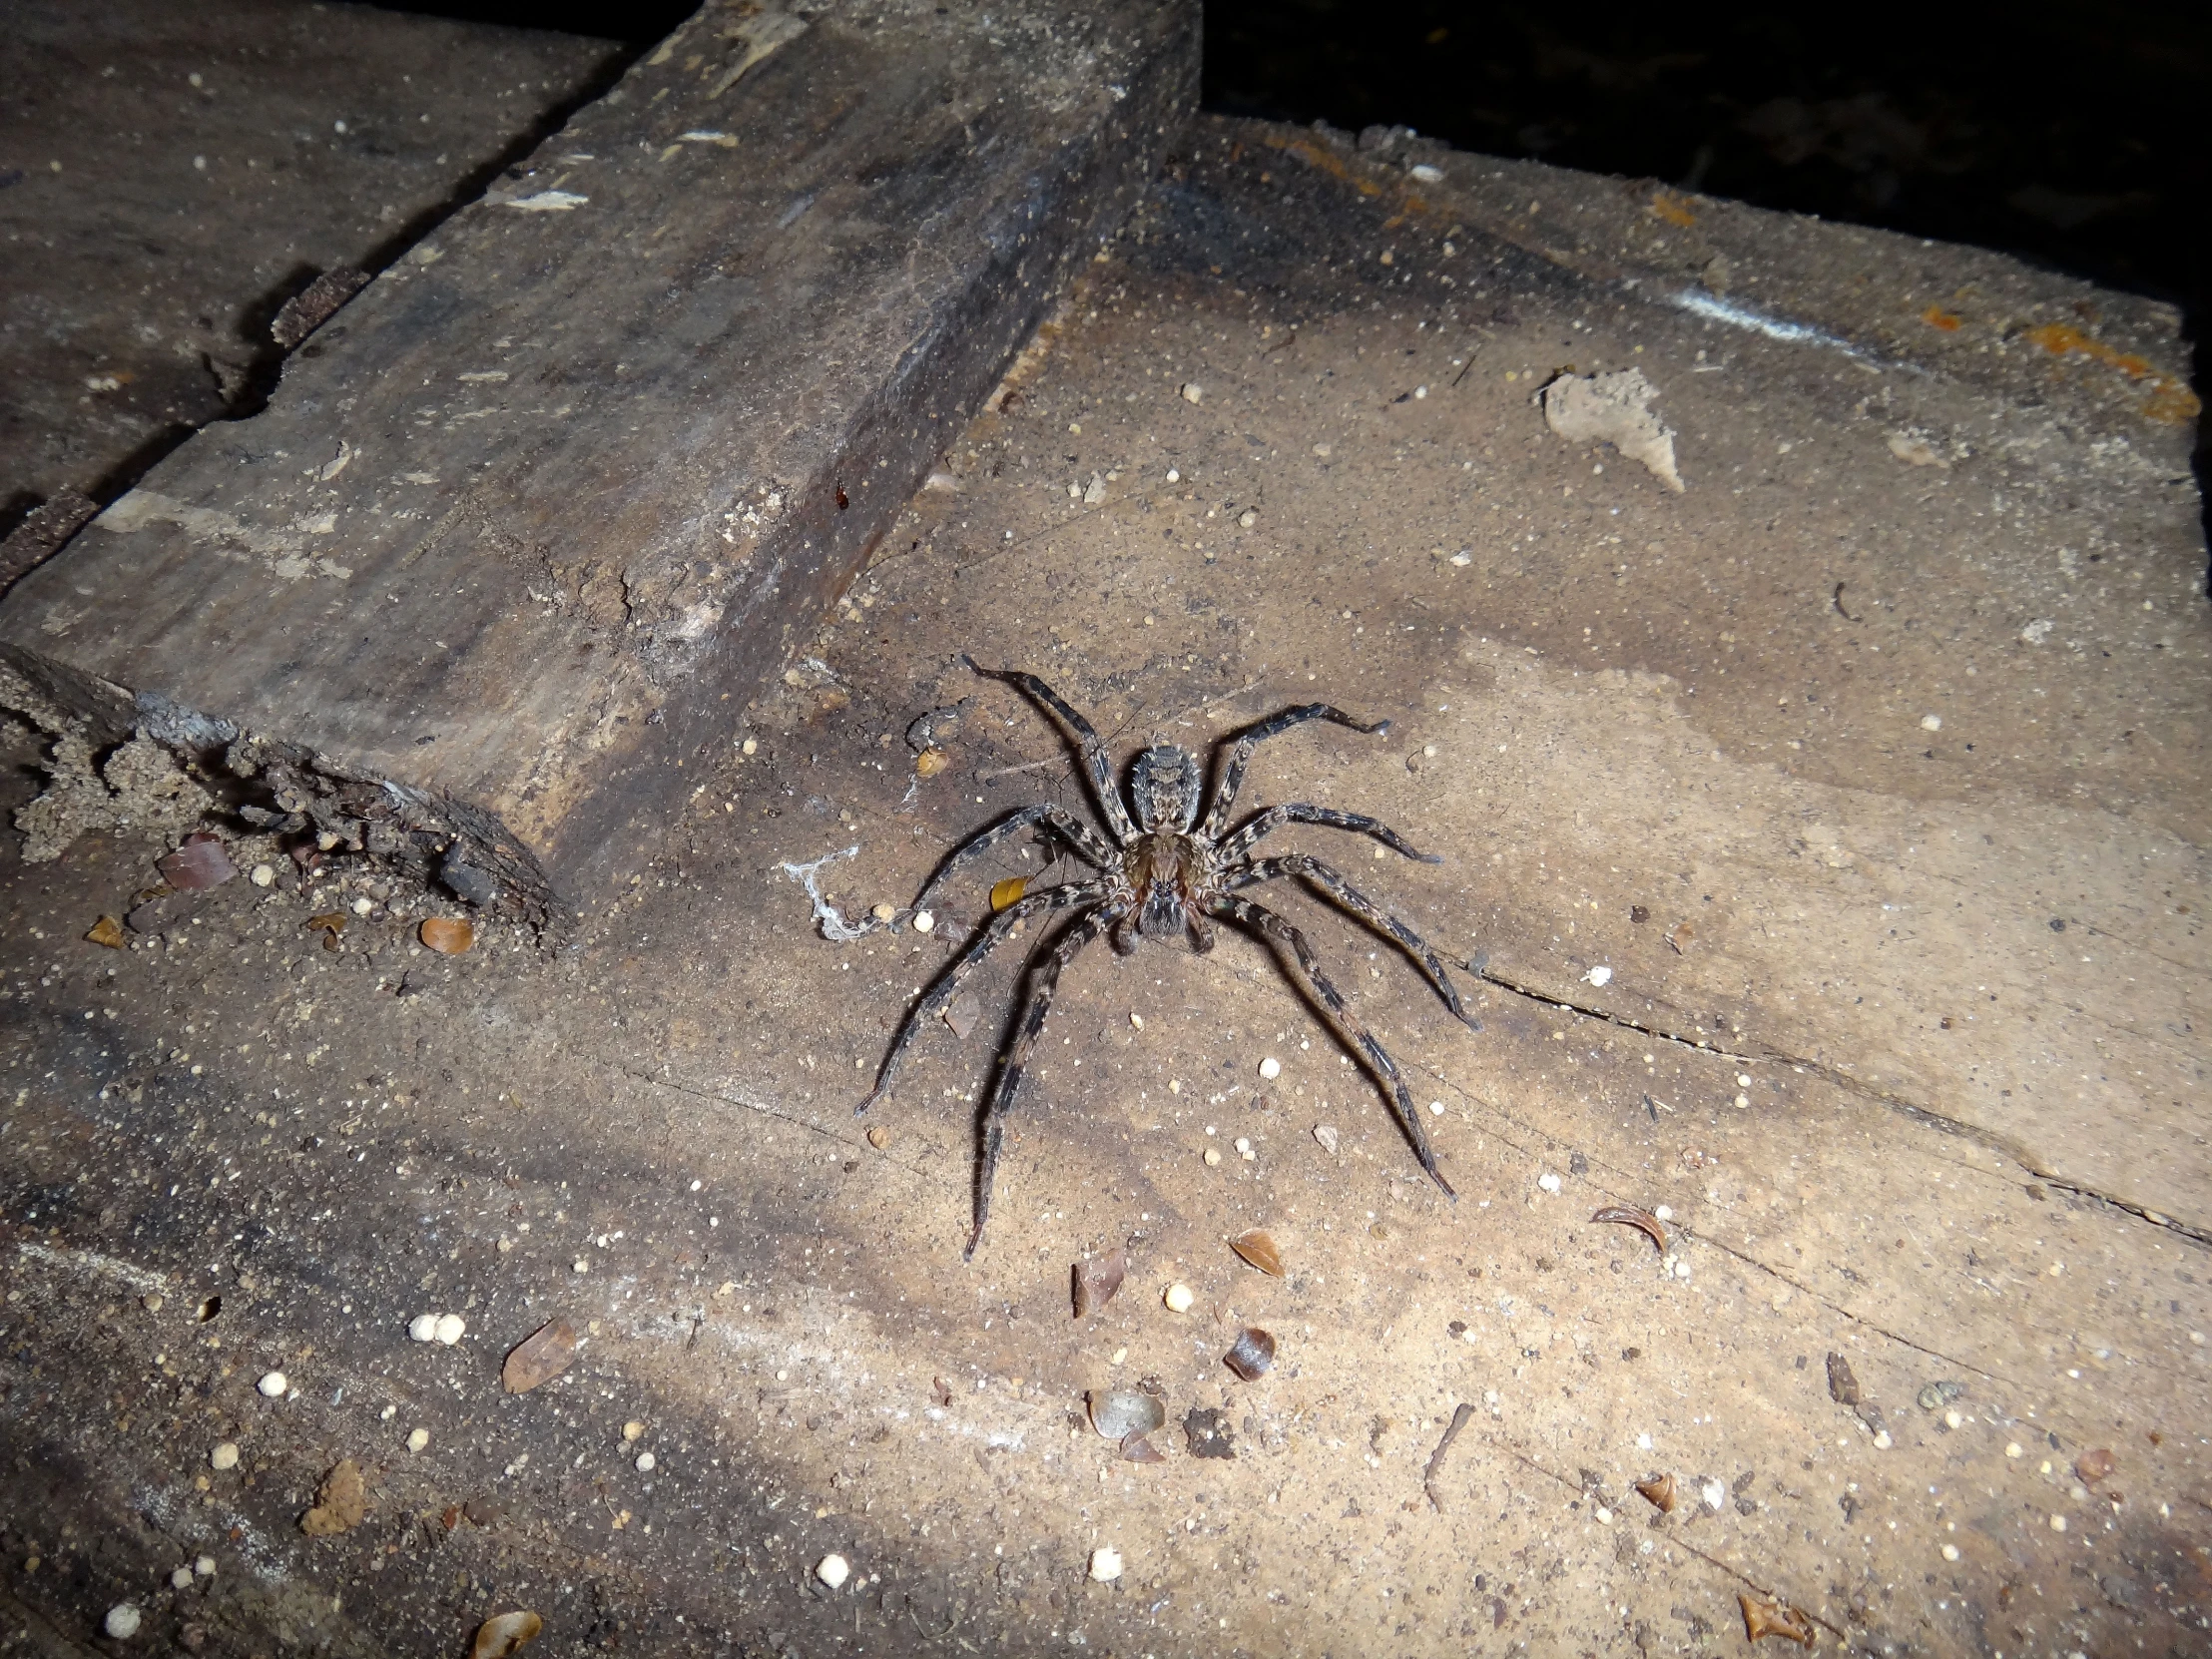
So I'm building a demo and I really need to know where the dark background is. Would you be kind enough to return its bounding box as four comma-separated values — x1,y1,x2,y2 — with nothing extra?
390,0,2209,420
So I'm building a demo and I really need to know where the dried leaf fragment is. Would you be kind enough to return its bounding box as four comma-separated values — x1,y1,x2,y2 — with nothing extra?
1825,1353,1860,1406
1738,1594,1815,1645
1223,1328,1277,1381
1228,1229,1284,1277
469,1610,545,1659
305,911,347,940
2074,1447,2115,1485
1666,920,1694,953
420,916,475,954
1634,1472,1677,1513
990,875,1026,911
86,914,124,948
502,1318,578,1393
1119,1431,1165,1463
1591,1205,1668,1255
1071,1247,1126,1318
300,1457,367,1535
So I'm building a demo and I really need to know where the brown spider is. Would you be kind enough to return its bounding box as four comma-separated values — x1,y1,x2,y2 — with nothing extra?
858,660,1477,1258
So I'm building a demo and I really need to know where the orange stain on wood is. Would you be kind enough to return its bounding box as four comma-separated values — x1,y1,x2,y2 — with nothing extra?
1650,190,1698,227
1922,305,1962,330
1265,133,1383,197
2024,321,2202,424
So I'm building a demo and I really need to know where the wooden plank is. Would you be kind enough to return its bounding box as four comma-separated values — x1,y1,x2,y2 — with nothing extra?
0,0,1197,928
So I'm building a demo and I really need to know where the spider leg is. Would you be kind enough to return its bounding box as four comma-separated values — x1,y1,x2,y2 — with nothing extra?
1205,893,1454,1199
910,802,1119,916
965,903,1124,1260
1199,704,1389,840
1228,853,1476,1026
1217,803,1441,865
963,658,1139,841
856,880,1104,1115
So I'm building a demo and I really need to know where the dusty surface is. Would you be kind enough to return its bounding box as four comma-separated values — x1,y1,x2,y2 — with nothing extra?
3,115,2210,1658
0,0,621,530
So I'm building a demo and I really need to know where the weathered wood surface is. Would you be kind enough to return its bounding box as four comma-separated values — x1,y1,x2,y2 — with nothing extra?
0,0,1197,926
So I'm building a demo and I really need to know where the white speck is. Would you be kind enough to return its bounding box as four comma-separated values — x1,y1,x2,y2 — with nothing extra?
1239,509,1257,528
500,190,589,212
816,1553,850,1589
1636,1432,1653,1450
194,1556,215,1577
1111,1347,1127,1366
1944,1409,1963,1429
1089,1546,1124,1582
742,737,758,756
1874,1430,1894,1449
1654,1205,1672,1222
1673,1259,1692,1281
1259,1056,1281,1080
573,1258,591,1274
2192,1332,2207,1346
2049,1513,2067,1533
913,910,936,934
1537,1172,1562,1194
1941,1543,1960,1561
1409,164,1443,182
257,1371,287,1397
171,1565,195,1589
1595,1505,1612,1524
1701,1479,1726,1510
433,1314,465,1346
2048,1262,2064,1276
84,374,121,391
1584,965,1612,987
332,119,346,134
407,1427,430,1452
623,1420,647,1441
2020,618,2053,645
1314,1124,1339,1154
1234,1136,1252,1154
1180,382,1203,403
408,1314,438,1343
1204,1147,1223,1166
1166,468,1180,482
1736,1073,1752,1087
1130,1012,1145,1030
250,862,275,887
210,1441,240,1470
1164,1282,1196,1314
1921,714,1941,731
1734,1093,1751,1109
2005,1441,2023,1458
1426,1100,1445,1117
636,1451,657,1472
105,1604,141,1639
1413,384,1428,399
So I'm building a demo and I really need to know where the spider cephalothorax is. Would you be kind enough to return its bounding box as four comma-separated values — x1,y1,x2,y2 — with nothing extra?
858,660,1478,1258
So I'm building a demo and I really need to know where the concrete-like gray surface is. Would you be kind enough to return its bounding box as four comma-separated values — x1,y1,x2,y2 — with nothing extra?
0,0,622,526
2,81,2209,1659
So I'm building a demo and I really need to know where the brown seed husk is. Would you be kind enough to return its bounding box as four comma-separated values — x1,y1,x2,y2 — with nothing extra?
1087,1388,1165,1440
470,1610,545,1659
300,1457,367,1535
159,835,236,891
1223,1328,1277,1381
914,747,950,778
1228,1229,1284,1277
1634,1472,1677,1513
420,916,475,954
1825,1352,1861,1406
86,914,125,948
1120,1431,1165,1463
865,1125,889,1150
1072,1247,1126,1318
2075,1447,2116,1485
1591,1205,1667,1255
501,1318,578,1393
1738,1595,1815,1645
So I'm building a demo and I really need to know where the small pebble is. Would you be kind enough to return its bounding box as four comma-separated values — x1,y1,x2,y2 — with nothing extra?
1259,1056,1282,1080
573,1258,591,1274
433,1313,466,1346
1203,1147,1223,1167
1737,1073,1752,1087
1164,1282,1196,1314
408,1314,439,1343
1089,1546,1124,1582
1426,1100,1445,1117
1653,1204,1673,1222
1314,1123,1339,1154
1238,509,1257,528
1594,1505,1612,1525
194,1556,215,1577
171,1565,195,1589
1701,1479,1726,1511
1921,714,1941,732
407,1427,430,1452
1537,1172,1562,1194
2005,1441,2023,1458
2048,1513,2067,1533
816,1553,850,1590
1166,467,1180,482
912,910,936,934
141,1293,164,1313
865,1125,888,1149
1180,382,1203,403
250,862,276,887
1734,1093,1751,1108
870,902,895,923
1943,1409,1964,1429
257,1371,287,1397
741,737,758,756
1586,965,1612,986
210,1441,240,1470
636,1451,656,1472
1873,1430,1894,1449
350,896,373,916
1234,1136,1252,1155
1940,1543,1960,1561
104,1604,141,1639
623,1420,647,1441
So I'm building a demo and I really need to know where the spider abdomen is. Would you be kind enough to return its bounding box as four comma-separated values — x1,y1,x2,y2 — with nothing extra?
1128,831,1205,939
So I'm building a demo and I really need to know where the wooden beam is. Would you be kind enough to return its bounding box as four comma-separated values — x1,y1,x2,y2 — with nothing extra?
0,0,1196,928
